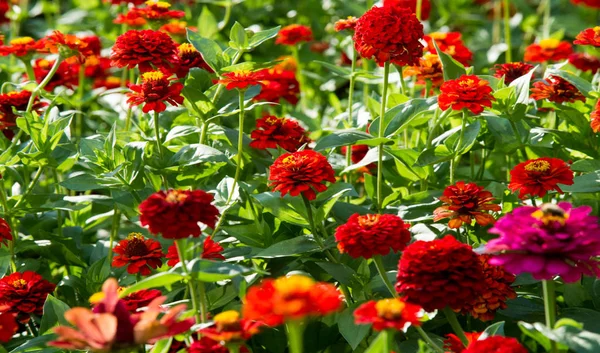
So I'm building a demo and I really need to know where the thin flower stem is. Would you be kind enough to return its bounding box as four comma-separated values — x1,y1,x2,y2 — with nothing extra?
509,120,527,160
175,239,203,324
416,0,423,20
13,166,43,210
542,0,551,38
377,62,390,212
543,279,559,353
450,111,468,185
345,49,358,174
107,207,120,264
227,345,241,353
75,65,85,139
23,59,36,82
286,321,305,353
26,57,63,112
219,0,233,31
383,330,390,353
415,326,445,353
503,0,512,63
291,46,306,109
153,111,169,190
443,307,469,347
373,255,397,298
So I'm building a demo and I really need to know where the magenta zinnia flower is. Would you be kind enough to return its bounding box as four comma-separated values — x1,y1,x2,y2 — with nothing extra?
485,202,600,283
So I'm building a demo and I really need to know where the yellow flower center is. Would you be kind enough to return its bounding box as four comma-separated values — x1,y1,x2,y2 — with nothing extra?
178,43,196,55
539,38,559,50
84,55,100,67
375,299,406,320
531,203,569,226
429,32,447,40
89,291,105,304
165,190,188,203
214,310,240,325
274,275,314,296
265,116,281,125
38,59,51,69
459,78,475,87
524,160,550,173
105,76,121,85
142,71,165,83
594,26,600,35
146,0,171,8
127,232,145,241
10,37,34,46
7,92,20,97
11,279,27,289
358,214,380,228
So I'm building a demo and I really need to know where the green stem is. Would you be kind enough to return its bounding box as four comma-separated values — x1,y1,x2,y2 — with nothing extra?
124,106,133,132
286,321,305,353
107,207,120,264
197,280,208,323
227,345,241,353
199,120,209,145
14,166,43,210
23,59,36,82
383,330,390,353
219,0,232,30
373,255,397,298
175,239,202,324
443,307,469,347
75,65,85,139
344,50,358,190
26,57,63,112
450,111,468,185
377,62,390,212
153,111,169,190
542,0,551,38
543,280,558,353
503,0,512,63
415,326,445,353
416,0,423,20
291,46,306,109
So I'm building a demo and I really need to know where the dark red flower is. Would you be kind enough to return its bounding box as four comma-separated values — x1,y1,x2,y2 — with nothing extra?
173,43,212,77
438,75,494,114
32,58,80,91
120,288,162,313
508,157,574,199
218,71,265,90
111,29,178,72
310,41,330,53
524,39,573,63
166,236,225,266
269,150,336,200
591,100,600,133
383,0,431,20
114,10,147,27
334,17,358,32
0,90,45,139
574,27,600,47
444,332,482,353
571,0,600,7
569,53,600,73
0,218,11,245
433,181,501,229
530,75,585,104
354,298,422,331
139,189,220,239
112,233,164,276
404,53,444,86
492,62,535,84
136,1,185,21
0,1,8,23
249,115,310,152
199,310,263,342
254,64,300,105
276,24,313,46
395,235,485,312
353,6,424,67
0,36,44,57
463,336,528,353
80,35,102,56
188,337,229,353
0,312,18,343
0,271,56,322
335,214,411,259
127,70,184,113
424,32,473,66
83,55,112,79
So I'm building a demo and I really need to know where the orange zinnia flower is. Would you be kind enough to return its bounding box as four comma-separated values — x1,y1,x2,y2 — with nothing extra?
160,20,196,37
218,70,264,90
111,233,164,276
127,70,184,113
508,157,574,199
574,27,600,47
404,53,443,86
199,310,263,342
334,17,358,32
438,74,494,114
42,31,95,61
269,150,336,200
0,36,44,57
173,43,212,77
424,32,473,66
492,62,534,84
242,275,342,326
136,1,185,21
0,271,56,323
530,75,585,104
524,39,573,63
114,10,147,27
383,0,431,20
433,181,501,229
354,298,422,331
275,24,313,46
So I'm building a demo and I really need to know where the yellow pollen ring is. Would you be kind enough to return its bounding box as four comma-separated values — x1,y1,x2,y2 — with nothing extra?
89,291,106,304
127,232,145,241
375,299,406,320
165,190,188,203
105,76,121,85
12,279,28,288
539,38,559,50
178,43,196,55
274,275,315,295
531,209,569,225
429,32,447,40
524,160,550,173
358,214,380,228
10,37,35,46
146,0,171,8
458,79,475,87
142,71,165,82
214,310,240,325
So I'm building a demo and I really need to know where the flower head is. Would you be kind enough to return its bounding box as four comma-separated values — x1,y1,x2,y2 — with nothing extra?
254,64,300,104
112,233,164,276
383,0,431,20
334,17,358,32
137,1,185,21
404,53,443,86
218,71,264,90
160,20,195,37
127,70,184,113
199,310,263,342
0,36,44,57
139,189,220,239
269,150,336,200
0,218,11,246
165,236,225,266
42,31,95,61
433,181,501,229
492,62,535,84
591,100,600,133
463,336,528,353
0,312,18,343
395,236,485,312
111,29,178,72
249,115,310,152
354,298,422,331
508,157,574,199
424,32,473,66
173,43,212,77
0,91,45,139
486,202,600,283
571,0,600,7
334,214,411,259
33,58,80,91
242,275,342,326
276,24,313,46
120,288,162,313
0,271,56,322
114,10,147,27
438,75,494,114
574,27,600,47
530,75,585,104
444,332,482,353
524,39,573,63
568,53,600,74
353,6,424,67
188,337,231,353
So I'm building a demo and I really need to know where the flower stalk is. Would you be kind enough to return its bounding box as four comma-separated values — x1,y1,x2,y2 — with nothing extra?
443,307,469,347
175,239,203,324
543,279,558,353
286,321,305,353
376,62,390,212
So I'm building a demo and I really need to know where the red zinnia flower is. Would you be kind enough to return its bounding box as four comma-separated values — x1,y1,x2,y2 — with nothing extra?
249,115,310,152
424,32,473,66
94,76,126,90
433,181,501,229
120,288,162,313
218,71,264,90
114,10,147,27
0,1,8,24
0,271,56,323
492,62,535,84
32,58,79,91
83,55,112,79
111,29,178,72
591,100,600,133
254,63,300,105
188,337,229,353
383,0,431,20
242,275,342,326
574,27,600,47
0,90,45,139
42,31,95,61
269,150,336,200
173,43,212,77
275,24,313,46
334,214,411,259
0,37,44,57
199,310,263,342
404,53,443,86
463,336,528,353
136,1,185,21
334,17,358,32
139,189,220,239
571,0,600,7
165,236,225,266
568,53,600,74
395,235,485,312
524,39,573,63
353,6,424,67
111,233,164,276
0,218,12,245
127,70,184,113
444,332,482,353
530,75,585,104
508,157,574,199
354,298,422,331
0,312,18,343
438,75,494,114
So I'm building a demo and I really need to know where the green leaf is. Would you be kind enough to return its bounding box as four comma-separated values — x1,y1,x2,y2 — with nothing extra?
338,306,371,349
414,145,453,167
229,22,248,49
453,120,481,155
247,26,280,49
150,338,173,353
39,295,71,334
315,261,357,286
518,322,553,351
509,66,536,106
0,248,10,277
364,330,389,353
255,236,322,258
119,272,186,297
571,160,600,172
433,40,467,81
197,6,218,39
188,259,253,282
314,130,373,151
383,97,437,137
187,29,224,72
561,171,600,193
314,60,352,77
480,321,505,339
253,192,309,226
551,324,600,353
9,334,57,353
546,68,594,98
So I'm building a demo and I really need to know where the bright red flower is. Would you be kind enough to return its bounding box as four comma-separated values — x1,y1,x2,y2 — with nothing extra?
334,17,358,32
492,62,535,84
242,275,342,326
165,236,225,266
127,70,184,113
574,27,600,47
463,336,528,353
199,310,263,342
94,76,126,89
0,218,11,245
395,235,485,312
111,233,165,276
591,100,600,133
120,288,162,313
136,0,185,21
42,31,95,61
32,58,80,91
254,65,300,105
83,55,112,79
335,214,411,259
0,90,45,139
424,32,473,66
0,312,18,343
438,75,494,114
275,24,313,46
173,43,212,77
139,189,220,239
0,36,44,57
383,0,431,20
80,35,102,56
0,271,56,322
269,150,336,200
353,6,424,67
111,29,178,72
508,157,574,199
188,337,229,353
433,181,501,229
354,298,422,331
114,10,147,27
530,75,585,104
571,0,600,7
569,53,600,74
444,332,482,353
404,53,444,86
218,71,264,90
105,0,146,4
524,39,573,63
249,115,310,152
